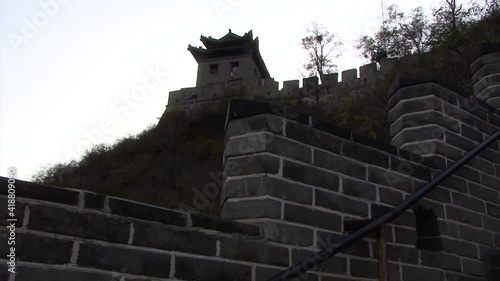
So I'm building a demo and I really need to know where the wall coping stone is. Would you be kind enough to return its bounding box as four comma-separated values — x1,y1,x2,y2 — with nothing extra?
0,176,261,238
388,72,500,115
225,99,441,169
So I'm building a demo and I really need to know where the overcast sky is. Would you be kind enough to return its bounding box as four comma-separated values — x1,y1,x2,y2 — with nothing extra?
1,0,465,180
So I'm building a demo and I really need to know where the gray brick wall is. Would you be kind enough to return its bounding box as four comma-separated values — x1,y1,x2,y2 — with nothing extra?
221,70,499,280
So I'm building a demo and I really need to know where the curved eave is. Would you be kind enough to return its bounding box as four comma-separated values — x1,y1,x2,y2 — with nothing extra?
200,30,254,49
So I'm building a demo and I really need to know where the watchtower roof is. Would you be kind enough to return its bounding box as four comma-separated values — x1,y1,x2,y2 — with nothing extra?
187,29,271,79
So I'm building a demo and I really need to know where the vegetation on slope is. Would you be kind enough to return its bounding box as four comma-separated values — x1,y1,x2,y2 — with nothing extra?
33,0,499,214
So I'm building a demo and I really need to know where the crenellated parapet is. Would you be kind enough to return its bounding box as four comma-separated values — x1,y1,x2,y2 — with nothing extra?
166,42,464,111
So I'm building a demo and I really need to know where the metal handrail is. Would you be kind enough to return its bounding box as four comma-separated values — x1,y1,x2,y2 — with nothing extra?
267,130,500,281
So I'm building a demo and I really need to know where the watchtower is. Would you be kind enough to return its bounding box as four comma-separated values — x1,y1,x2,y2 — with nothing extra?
188,29,271,88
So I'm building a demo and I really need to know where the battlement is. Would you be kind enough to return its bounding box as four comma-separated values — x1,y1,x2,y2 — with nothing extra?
167,53,432,109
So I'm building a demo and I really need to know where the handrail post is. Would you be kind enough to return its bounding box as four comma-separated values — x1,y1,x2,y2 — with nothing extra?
377,226,388,281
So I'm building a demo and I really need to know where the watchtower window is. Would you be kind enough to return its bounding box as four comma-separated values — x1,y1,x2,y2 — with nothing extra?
209,64,219,74
231,61,239,72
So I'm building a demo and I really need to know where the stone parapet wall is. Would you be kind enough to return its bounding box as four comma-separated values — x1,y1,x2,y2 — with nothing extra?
471,43,500,110
0,177,320,281
221,95,500,280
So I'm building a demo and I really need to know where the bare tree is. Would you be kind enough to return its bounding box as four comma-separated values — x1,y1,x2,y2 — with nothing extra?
301,21,342,83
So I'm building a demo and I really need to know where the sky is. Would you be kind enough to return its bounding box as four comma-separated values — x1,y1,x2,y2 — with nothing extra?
1,0,462,180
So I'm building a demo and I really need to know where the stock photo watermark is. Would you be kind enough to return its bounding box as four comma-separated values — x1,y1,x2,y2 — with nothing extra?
64,64,169,163
8,0,73,53
5,167,18,274
213,0,245,20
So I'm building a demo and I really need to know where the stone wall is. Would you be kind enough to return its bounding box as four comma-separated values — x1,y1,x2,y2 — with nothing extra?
166,51,444,110
220,87,500,280
1,177,326,281
472,44,500,110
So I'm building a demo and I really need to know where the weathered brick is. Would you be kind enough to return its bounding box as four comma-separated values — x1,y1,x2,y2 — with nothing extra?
443,102,479,127
0,177,80,205
316,190,368,217
286,120,342,154
77,242,171,277
219,236,289,266
379,187,404,206
436,220,460,238
224,154,281,177
403,140,464,161
221,198,281,220
314,150,367,180
454,165,481,183
191,212,261,236
479,148,500,165
225,133,311,163
446,205,483,227
483,215,500,233
440,175,468,194
226,114,283,139
394,227,418,245
368,166,413,193
284,204,341,231
384,244,419,263
391,111,460,135
461,124,484,143
422,185,451,203
14,266,121,281
350,258,377,279
390,156,432,181
476,117,498,135
458,224,494,246
83,192,106,210
402,265,445,281
481,172,500,190
451,192,486,213
175,256,251,281
468,182,500,204
486,203,500,219
446,130,478,151
259,221,314,246
311,118,352,140
391,125,444,148
222,176,313,205
420,250,462,271
342,178,376,200
0,231,72,264
108,197,187,226
352,132,398,154
283,160,339,192
445,272,484,281
343,141,390,168
255,266,319,281
28,204,130,243
316,231,371,258
419,237,478,258
468,156,495,175
291,248,347,275
462,258,486,277
132,221,216,256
